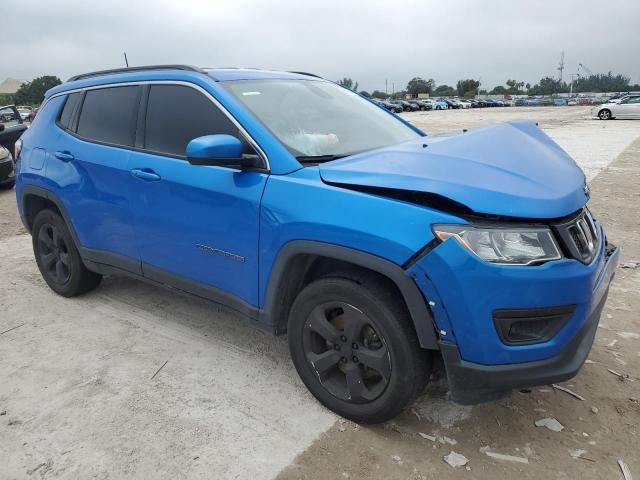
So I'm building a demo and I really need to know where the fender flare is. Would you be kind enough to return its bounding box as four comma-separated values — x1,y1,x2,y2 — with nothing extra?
20,185,83,246
261,240,439,349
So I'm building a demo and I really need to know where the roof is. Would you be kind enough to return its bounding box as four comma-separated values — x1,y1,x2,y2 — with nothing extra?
64,65,320,83
46,65,322,99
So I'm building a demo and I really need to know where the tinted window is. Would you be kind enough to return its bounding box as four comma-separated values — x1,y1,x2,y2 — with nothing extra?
77,86,140,146
145,85,241,157
58,92,82,129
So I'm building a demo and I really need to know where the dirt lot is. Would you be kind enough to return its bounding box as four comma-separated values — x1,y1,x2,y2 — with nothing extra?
1,107,639,479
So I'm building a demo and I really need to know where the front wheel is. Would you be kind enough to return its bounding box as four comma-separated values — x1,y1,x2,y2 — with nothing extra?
288,274,431,423
598,109,612,120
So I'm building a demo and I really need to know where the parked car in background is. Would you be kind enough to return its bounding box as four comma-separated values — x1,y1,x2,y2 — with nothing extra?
28,108,39,122
593,95,640,120
0,145,15,189
400,100,419,111
17,107,32,121
380,100,403,113
514,99,526,106
433,99,449,110
15,65,618,423
441,99,459,109
553,98,568,106
0,105,28,153
418,100,433,110
407,100,425,111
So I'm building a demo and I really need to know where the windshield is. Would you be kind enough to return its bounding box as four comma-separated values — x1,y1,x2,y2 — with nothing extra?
222,79,421,160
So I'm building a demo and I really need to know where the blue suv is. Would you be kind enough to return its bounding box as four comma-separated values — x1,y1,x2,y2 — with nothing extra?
15,65,618,423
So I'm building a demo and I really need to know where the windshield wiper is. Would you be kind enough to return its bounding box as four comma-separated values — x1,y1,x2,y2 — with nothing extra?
296,154,346,164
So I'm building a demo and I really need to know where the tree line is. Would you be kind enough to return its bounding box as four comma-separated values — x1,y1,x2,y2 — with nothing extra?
2,76,62,106
339,71,640,99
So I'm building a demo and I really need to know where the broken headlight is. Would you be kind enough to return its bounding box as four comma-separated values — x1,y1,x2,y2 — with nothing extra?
433,224,562,265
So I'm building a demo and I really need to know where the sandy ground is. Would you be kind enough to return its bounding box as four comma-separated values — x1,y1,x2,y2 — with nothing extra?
0,107,639,479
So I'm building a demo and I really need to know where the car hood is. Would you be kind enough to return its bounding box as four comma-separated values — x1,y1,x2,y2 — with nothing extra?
319,121,588,219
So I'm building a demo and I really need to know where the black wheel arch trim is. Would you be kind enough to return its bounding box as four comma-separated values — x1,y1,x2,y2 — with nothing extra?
261,240,439,350
20,185,81,243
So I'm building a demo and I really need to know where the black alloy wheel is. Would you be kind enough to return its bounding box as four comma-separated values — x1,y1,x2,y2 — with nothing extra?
302,301,391,403
32,209,102,297
37,222,72,284
288,274,431,423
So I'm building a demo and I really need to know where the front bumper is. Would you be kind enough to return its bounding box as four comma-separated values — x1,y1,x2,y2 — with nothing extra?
440,281,611,404
407,220,619,404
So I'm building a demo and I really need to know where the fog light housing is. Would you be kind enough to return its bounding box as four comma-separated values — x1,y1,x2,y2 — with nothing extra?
493,305,575,345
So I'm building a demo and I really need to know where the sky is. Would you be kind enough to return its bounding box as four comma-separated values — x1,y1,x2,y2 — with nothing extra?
1,0,639,93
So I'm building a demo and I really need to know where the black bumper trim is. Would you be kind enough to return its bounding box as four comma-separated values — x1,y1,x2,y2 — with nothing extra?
441,288,609,405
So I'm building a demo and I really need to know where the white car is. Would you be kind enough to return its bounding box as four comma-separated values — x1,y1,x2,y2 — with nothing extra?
456,100,472,109
593,96,640,120
17,108,31,121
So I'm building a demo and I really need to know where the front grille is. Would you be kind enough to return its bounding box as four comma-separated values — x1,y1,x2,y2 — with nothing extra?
552,209,599,264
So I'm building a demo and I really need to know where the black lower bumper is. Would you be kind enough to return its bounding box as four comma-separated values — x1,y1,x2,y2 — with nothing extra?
441,287,609,405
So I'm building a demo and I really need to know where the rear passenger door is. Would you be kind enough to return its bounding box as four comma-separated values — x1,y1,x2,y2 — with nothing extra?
127,83,268,308
53,86,142,270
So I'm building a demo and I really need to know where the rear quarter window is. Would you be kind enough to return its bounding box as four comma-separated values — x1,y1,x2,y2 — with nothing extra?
57,92,82,130
76,86,141,147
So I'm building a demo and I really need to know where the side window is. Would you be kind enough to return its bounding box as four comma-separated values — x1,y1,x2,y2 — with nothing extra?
77,86,140,146
57,92,82,130
627,97,640,104
144,85,245,157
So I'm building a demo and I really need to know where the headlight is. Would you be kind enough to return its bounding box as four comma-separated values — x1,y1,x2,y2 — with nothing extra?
433,224,562,265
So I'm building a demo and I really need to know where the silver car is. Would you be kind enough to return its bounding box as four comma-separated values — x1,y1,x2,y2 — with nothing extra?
593,95,640,120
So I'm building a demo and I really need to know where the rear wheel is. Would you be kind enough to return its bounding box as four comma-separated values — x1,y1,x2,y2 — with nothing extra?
598,109,612,120
32,209,102,297
288,274,431,423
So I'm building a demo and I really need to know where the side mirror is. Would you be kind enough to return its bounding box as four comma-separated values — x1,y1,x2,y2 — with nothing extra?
186,134,260,169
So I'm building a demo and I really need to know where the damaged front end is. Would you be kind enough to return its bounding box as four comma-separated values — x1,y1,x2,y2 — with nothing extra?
319,120,618,404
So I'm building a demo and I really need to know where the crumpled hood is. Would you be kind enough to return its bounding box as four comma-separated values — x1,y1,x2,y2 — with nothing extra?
319,121,588,219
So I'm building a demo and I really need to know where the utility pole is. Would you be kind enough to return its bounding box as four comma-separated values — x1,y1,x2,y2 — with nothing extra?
385,79,388,95
569,73,577,96
557,51,565,83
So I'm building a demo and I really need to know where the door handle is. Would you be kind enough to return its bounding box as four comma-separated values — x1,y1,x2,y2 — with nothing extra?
54,151,75,162
131,168,161,181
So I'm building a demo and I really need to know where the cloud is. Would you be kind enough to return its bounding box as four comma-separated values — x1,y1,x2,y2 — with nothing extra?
2,0,639,91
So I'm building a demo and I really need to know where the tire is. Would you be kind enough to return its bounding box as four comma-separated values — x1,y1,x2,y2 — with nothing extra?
32,209,102,297
598,109,612,120
0,179,15,190
288,273,431,423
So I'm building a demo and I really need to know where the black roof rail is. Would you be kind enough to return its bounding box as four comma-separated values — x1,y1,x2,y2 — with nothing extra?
288,71,323,79
67,65,205,82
